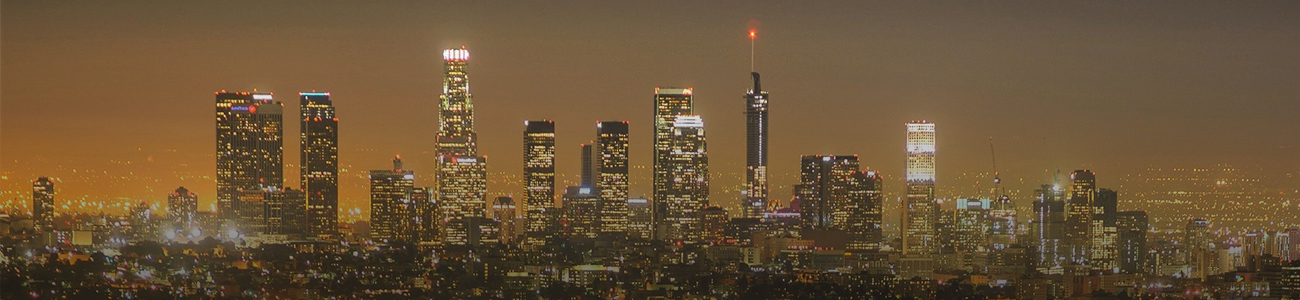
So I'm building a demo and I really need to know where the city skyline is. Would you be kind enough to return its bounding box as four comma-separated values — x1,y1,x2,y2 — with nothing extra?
3,1,1299,226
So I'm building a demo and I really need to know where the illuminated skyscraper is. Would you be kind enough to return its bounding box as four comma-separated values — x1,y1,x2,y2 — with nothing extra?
235,186,304,236
662,115,709,242
902,120,937,278
1091,188,1119,272
435,47,488,246
563,186,601,239
300,91,338,238
844,170,884,251
168,186,198,228
370,157,415,243
653,87,694,212
523,120,555,246
743,72,769,218
794,155,860,230
492,196,518,243
1065,170,1096,266
1032,184,1068,272
597,121,630,234
1185,218,1214,280
953,199,990,253
216,91,283,222
1116,211,1148,274
32,177,55,234
988,195,1016,251
627,197,654,240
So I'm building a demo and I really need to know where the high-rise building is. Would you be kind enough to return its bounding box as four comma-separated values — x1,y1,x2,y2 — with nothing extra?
699,206,729,244
1065,170,1096,267
435,47,488,246
844,170,883,251
32,177,55,234
627,197,654,240
523,120,556,246
988,195,1017,251
661,115,709,242
794,155,860,230
901,120,937,278
653,87,694,217
492,196,517,243
1091,188,1119,272
597,121,630,234
235,187,304,236
563,186,601,239
1032,183,1068,272
413,187,437,244
953,199,990,253
300,91,339,238
1185,218,1214,280
168,186,198,228
370,157,415,243
216,91,283,222
1116,211,1148,274
743,72,769,219
580,143,598,188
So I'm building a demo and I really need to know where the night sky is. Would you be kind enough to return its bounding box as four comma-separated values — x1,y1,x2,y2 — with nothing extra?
3,1,1299,219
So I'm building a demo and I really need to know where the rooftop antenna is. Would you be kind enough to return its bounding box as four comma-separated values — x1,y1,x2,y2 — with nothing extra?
990,136,1002,196
749,29,757,72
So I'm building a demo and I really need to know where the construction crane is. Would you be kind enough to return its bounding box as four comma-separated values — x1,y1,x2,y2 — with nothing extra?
989,137,1003,196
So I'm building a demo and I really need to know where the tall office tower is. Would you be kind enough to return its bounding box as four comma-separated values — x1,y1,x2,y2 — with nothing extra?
1116,211,1148,274
596,121,630,234
1091,188,1119,272
1032,184,1068,271
953,199,990,253
902,121,937,278
370,157,415,244
435,47,488,246
438,156,487,246
413,187,438,244
653,87,694,215
661,115,710,242
32,177,55,234
563,186,602,239
235,187,304,236
627,197,654,240
844,170,884,251
580,143,598,188
1065,170,1096,266
1185,218,1214,280
699,206,729,244
168,186,198,228
300,91,339,238
216,91,284,222
988,195,1016,251
794,155,860,229
268,188,306,236
523,120,556,246
743,72,770,218
492,196,517,243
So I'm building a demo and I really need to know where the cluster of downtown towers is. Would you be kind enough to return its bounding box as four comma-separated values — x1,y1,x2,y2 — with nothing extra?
200,47,1153,277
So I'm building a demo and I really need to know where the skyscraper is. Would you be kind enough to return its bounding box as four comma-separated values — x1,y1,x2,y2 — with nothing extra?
902,120,937,278
1116,211,1148,274
1032,183,1068,272
300,91,338,238
743,72,769,219
1065,170,1096,266
1185,218,1214,280
32,177,55,234
523,120,556,246
627,197,654,240
370,157,415,243
168,186,198,228
844,170,884,252
597,121,630,234
580,143,598,188
1091,188,1119,272
661,115,709,242
216,91,283,222
794,155,860,230
563,186,601,239
435,47,488,246
653,87,694,215
492,196,518,243
988,195,1017,251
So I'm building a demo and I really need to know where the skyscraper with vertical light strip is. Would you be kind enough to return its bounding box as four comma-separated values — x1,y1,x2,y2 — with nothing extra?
523,120,555,246
300,91,338,238
662,115,709,242
653,87,694,238
436,47,487,246
743,73,769,219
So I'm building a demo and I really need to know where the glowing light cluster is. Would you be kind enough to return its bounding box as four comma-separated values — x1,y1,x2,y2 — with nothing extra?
442,48,470,61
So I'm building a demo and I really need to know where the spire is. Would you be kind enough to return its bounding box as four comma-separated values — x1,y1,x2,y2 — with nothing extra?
751,72,762,93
